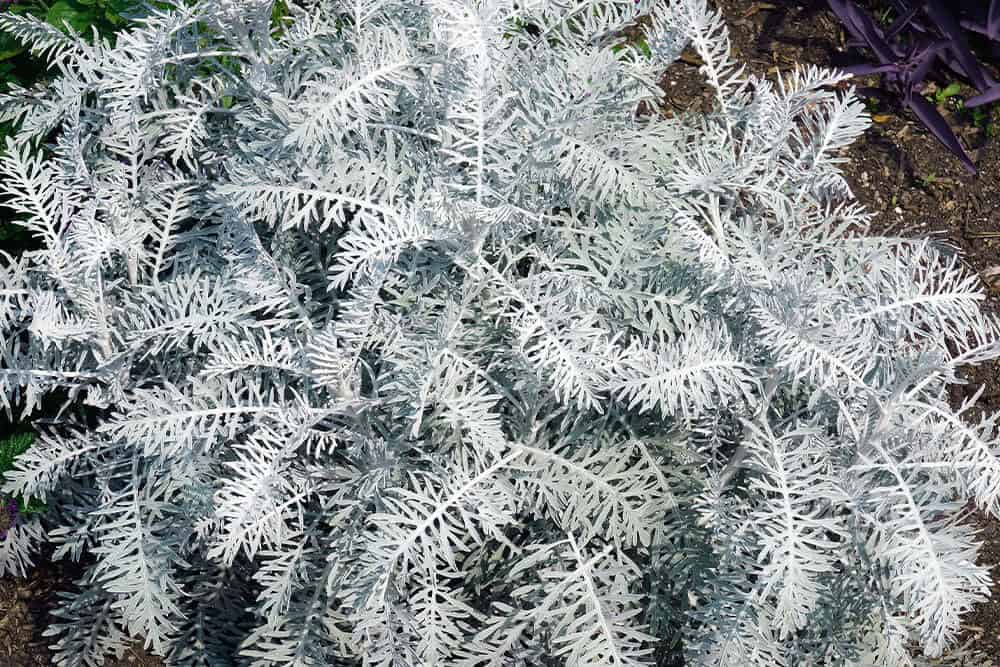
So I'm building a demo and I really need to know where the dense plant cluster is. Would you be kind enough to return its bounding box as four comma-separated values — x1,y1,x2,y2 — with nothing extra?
826,0,1000,172
0,0,137,247
1,0,1000,665
0,428,42,576
0,431,43,513
0,0,135,548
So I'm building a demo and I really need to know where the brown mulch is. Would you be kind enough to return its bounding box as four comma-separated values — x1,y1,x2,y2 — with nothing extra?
0,544,163,666
3,0,1000,663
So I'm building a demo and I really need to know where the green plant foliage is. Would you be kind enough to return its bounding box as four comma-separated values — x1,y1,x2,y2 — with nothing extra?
0,432,45,516
0,0,132,555
0,431,33,474
613,35,652,58
0,0,139,150
270,0,288,33
934,81,962,105
0,217,29,242
16,495,45,515
41,0,134,35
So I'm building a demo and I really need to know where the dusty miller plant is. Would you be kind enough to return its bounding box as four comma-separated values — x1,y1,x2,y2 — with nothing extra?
0,0,999,664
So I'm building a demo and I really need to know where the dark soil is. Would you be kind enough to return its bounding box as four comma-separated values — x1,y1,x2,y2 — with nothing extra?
3,0,1000,664
0,544,163,666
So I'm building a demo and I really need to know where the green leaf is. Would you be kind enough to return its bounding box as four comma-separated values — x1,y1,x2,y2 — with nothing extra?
0,221,28,242
0,433,44,516
0,432,33,475
271,0,289,29
104,0,137,25
16,496,46,516
634,37,651,59
611,37,651,59
936,82,962,104
46,0,99,34
0,34,27,62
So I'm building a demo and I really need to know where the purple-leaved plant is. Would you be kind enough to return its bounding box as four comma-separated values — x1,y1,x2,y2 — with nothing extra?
826,0,1000,173
0,497,18,541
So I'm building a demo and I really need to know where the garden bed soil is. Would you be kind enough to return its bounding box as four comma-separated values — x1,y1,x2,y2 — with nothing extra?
3,0,1000,663
0,546,163,665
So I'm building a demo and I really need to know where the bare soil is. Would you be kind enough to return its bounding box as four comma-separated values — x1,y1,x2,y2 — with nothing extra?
0,544,163,665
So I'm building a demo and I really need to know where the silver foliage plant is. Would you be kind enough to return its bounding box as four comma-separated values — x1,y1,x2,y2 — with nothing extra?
0,0,999,664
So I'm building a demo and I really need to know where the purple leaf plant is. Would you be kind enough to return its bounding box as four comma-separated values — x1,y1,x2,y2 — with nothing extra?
826,0,1000,173
0,496,18,541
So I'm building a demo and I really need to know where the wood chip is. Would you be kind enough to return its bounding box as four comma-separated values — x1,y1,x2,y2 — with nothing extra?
678,51,704,66
742,2,777,17
981,266,1000,294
